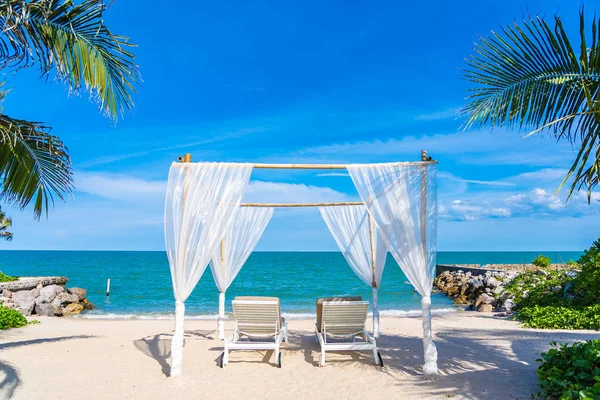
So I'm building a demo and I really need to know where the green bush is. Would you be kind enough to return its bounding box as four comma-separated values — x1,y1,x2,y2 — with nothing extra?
503,269,574,307
517,305,600,330
0,271,17,282
533,254,551,268
573,242,600,306
0,305,27,330
537,340,600,400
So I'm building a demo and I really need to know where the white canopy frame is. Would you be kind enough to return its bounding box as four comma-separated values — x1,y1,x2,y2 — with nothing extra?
166,151,438,376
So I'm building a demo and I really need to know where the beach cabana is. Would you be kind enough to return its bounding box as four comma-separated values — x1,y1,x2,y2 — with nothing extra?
164,151,439,377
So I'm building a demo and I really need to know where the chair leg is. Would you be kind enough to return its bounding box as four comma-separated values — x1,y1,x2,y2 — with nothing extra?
320,350,326,367
373,347,379,365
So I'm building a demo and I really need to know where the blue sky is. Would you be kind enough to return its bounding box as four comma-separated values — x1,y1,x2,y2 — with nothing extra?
2,0,599,251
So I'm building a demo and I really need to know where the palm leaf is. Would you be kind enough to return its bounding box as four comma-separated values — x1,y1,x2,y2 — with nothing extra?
0,207,12,241
462,8,600,201
0,0,140,120
0,113,73,218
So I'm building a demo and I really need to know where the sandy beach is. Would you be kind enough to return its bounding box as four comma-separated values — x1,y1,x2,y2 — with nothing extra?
0,312,597,400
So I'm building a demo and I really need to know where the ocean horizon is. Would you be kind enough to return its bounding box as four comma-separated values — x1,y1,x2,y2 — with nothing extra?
0,250,583,319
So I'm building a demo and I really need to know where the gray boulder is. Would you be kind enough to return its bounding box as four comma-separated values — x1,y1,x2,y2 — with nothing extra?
503,299,515,313
38,285,64,303
2,289,12,298
67,287,87,301
54,292,72,305
12,290,35,315
35,303,55,317
486,277,500,288
50,298,63,316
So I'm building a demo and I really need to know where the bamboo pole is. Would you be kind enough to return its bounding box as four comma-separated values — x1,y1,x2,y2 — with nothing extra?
240,201,364,207
420,150,428,256
252,161,437,169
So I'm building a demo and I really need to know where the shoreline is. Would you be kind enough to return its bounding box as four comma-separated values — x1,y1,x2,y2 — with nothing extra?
2,313,598,399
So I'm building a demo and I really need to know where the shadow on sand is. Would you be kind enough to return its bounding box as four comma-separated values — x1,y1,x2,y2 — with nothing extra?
0,360,20,399
133,316,599,399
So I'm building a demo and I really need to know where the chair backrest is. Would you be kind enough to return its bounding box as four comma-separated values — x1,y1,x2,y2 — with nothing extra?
316,296,362,332
321,301,369,337
232,297,282,337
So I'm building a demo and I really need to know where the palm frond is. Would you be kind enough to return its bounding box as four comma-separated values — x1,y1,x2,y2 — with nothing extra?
0,0,140,119
0,207,13,241
0,114,73,218
462,8,600,201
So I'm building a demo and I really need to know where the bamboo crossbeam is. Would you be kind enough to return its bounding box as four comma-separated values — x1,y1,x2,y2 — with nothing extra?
177,155,437,168
240,201,364,207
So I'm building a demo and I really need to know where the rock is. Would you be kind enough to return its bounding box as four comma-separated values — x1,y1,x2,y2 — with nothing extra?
502,299,515,313
35,303,55,317
67,287,87,301
486,277,500,288
62,303,83,316
2,289,12,298
477,303,494,312
54,292,73,305
472,280,483,291
38,285,64,303
535,269,548,276
2,302,17,310
12,290,35,316
69,294,79,304
475,293,495,310
50,298,63,316
82,298,95,311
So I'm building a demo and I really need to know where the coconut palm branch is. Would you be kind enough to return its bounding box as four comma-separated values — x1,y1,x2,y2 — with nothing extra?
0,207,13,241
0,112,72,218
0,0,140,119
462,9,600,201
0,0,139,218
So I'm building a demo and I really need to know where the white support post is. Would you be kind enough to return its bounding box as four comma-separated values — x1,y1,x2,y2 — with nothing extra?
170,300,185,376
218,292,226,340
372,287,380,338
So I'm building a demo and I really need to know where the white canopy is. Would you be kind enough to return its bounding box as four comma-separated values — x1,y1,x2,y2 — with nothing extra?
319,205,387,337
347,162,439,374
164,156,438,377
209,206,274,339
164,162,253,377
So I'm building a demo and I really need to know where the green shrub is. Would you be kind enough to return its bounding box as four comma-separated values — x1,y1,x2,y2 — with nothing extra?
517,305,600,330
0,305,27,330
503,269,574,307
537,340,600,400
0,271,17,282
573,248,600,306
533,254,551,268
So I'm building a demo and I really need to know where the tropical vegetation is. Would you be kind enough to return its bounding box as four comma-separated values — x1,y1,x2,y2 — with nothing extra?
0,304,27,329
505,238,600,330
0,207,13,241
0,271,17,282
462,8,600,201
0,0,139,219
537,340,600,400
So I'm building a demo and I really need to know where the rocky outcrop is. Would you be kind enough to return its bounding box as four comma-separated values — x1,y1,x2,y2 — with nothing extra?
434,269,519,313
1,277,93,318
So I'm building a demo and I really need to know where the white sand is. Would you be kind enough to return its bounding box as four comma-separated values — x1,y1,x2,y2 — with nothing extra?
0,312,597,400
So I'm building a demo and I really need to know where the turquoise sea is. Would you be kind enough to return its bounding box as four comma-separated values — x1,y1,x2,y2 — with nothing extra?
0,251,582,318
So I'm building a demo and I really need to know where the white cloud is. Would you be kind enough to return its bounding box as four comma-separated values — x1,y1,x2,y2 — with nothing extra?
315,172,350,177
243,180,352,204
413,108,459,121
75,172,166,202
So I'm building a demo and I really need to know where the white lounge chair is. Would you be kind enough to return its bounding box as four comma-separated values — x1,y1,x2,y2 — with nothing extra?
221,296,289,368
315,296,383,367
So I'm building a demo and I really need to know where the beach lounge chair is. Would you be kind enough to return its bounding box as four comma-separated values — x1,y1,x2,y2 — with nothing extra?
221,296,289,368
315,296,383,367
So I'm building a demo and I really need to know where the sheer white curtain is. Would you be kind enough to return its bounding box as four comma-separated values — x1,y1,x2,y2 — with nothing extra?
210,206,274,339
319,205,387,337
347,162,438,374
164,162,253,377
